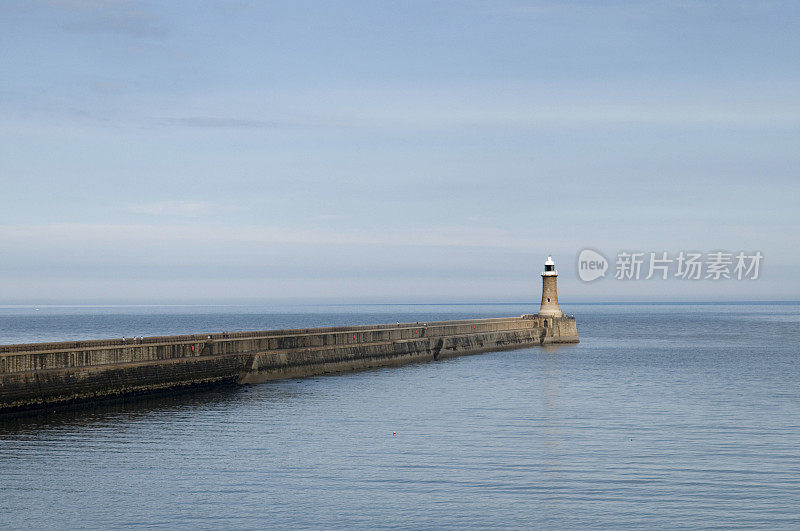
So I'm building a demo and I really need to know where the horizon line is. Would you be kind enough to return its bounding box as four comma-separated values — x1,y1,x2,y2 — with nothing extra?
1,300,798,308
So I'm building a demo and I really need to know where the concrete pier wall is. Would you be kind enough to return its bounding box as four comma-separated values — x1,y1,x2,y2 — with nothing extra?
0,316,578,414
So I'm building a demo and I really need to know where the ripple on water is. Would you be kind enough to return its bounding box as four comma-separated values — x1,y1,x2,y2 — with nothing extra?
1,304,800,528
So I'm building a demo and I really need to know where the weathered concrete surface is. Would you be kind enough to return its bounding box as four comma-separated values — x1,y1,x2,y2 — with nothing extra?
0,316,578,414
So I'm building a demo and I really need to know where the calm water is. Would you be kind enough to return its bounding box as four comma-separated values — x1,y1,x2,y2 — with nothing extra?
1,303,799,529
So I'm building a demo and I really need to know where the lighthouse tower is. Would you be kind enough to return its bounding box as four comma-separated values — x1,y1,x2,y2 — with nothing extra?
538,255,562,318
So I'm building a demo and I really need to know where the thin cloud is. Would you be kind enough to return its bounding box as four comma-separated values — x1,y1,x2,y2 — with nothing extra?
0,223,541,250
160,117,293,129
127,201,211,216
49,0,167,37
156,86,800,131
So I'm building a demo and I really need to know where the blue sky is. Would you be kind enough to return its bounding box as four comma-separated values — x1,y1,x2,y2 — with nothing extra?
1,0,798,304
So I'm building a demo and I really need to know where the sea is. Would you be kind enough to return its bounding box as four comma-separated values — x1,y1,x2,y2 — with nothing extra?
1,302,799,529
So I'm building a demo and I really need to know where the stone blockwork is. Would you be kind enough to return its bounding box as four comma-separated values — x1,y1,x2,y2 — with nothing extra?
0,316,578,414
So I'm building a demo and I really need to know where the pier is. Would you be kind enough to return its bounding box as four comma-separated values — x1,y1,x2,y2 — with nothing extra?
0,315,578,413
0,256,578,414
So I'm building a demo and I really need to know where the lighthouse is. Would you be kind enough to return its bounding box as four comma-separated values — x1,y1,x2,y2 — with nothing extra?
538,255,562,317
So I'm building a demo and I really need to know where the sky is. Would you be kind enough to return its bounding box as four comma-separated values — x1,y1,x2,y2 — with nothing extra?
0,0,798,304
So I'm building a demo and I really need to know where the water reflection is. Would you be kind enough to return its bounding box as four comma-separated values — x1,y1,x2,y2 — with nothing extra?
0,384,243,436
